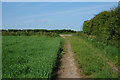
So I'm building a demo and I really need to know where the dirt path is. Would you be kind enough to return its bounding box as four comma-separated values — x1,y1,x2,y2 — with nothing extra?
56,34,119,78
57,35,81,78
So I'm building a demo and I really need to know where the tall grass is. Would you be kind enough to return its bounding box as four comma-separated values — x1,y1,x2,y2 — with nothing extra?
2,36,63,78
67,36,118,78
76,33,119,66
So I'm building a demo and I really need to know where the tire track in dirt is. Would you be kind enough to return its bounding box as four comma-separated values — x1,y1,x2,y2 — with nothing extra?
56,35,82,78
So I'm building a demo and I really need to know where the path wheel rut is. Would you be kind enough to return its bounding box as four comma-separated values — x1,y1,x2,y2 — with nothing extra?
57,35,82,78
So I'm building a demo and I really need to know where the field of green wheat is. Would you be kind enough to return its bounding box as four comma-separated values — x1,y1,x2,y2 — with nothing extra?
2,36,63,78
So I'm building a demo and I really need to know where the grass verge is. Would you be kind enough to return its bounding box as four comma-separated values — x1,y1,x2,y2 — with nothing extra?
76,34,119,66
67,36,118,78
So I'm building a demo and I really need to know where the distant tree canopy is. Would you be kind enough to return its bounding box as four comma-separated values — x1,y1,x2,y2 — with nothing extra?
83,7,120,42
2,29,76,37
2,29,75,33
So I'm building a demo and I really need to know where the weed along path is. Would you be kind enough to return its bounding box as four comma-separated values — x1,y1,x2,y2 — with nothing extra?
57,34,81,78
79,38,120,73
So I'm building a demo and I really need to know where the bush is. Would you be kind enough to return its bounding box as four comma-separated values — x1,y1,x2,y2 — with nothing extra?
82,7,120,47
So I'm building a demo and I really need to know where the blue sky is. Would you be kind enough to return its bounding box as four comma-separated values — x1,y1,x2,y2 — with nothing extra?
2,2,118,31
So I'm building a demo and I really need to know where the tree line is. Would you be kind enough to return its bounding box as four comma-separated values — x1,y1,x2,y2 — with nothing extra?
2,29,76,37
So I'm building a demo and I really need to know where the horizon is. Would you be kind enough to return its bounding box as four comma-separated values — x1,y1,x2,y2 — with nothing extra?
2,2,118,31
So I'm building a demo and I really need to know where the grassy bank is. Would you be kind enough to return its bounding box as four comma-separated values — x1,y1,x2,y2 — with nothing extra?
2,36,63,78
76,33,119,66
67,36,118,78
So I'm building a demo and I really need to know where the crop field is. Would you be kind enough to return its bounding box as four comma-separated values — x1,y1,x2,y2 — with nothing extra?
2,36,62,78
67,36,118,78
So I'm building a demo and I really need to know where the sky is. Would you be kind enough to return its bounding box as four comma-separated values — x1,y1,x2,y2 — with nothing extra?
2,2,118,31
2,0,120,2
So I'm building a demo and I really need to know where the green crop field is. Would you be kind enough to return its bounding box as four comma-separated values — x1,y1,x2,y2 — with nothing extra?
2,36,63,78
67,36,118,78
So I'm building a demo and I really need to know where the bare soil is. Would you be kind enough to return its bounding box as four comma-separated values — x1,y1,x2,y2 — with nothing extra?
57,35,82,78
